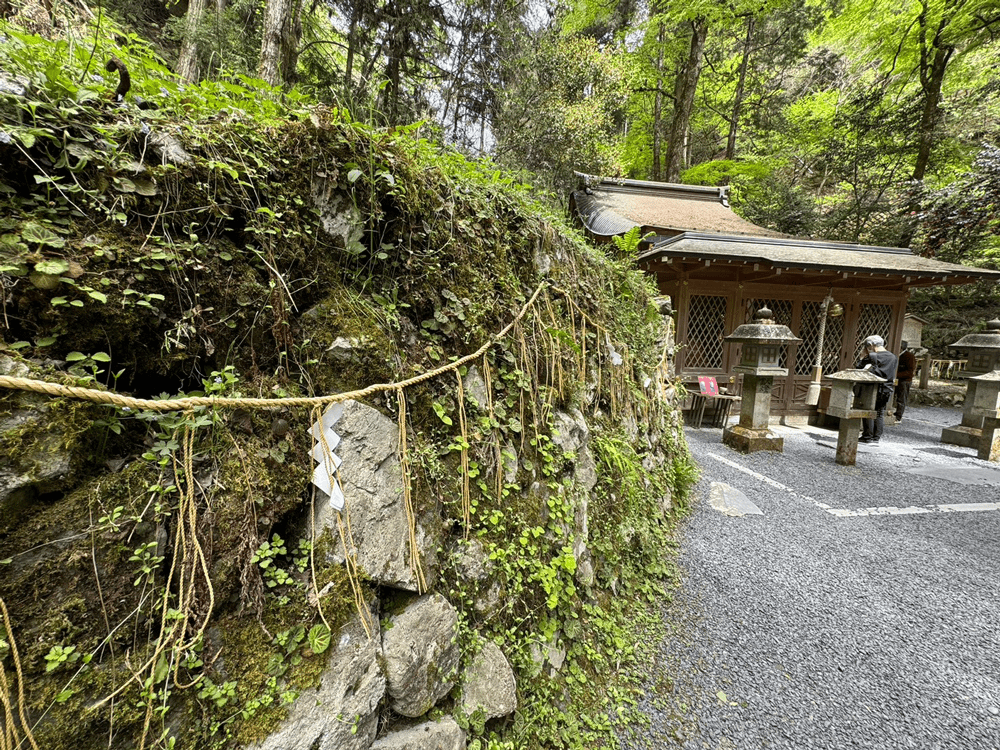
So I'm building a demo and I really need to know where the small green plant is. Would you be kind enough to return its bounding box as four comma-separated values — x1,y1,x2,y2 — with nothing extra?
129,541,165,588
307,624,331,654
64,350,111,384
44,644,80,673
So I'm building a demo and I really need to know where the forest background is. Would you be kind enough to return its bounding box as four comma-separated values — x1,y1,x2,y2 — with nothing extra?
5,0,1000,321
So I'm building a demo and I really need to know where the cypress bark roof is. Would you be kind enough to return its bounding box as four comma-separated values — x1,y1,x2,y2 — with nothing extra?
571,174,1000,287
570,175,785,239
638,232,1000,286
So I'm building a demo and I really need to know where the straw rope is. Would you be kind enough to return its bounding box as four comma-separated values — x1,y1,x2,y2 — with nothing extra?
0,281,550,411
0,597,39,750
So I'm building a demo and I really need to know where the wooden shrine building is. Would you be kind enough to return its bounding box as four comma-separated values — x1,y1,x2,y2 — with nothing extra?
570,175,1000,418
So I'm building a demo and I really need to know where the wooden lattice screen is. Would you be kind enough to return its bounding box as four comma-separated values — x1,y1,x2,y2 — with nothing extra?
854,304,893,362
686,294,727,369
797,300,846,375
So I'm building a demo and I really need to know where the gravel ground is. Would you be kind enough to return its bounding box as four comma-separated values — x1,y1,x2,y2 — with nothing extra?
621,405,1000,750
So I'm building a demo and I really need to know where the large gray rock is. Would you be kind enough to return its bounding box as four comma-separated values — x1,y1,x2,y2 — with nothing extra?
313,400,436,591
571,491,595,587
311,178,364,251
462,366,489,410
1,356,73,530
550,410,598,584
453,539,489,582
551,410,597,491
370,717,466,750
451,539,500,617
382,594,461,718
252,608,385,750
460,640,517,720
148,129,192,165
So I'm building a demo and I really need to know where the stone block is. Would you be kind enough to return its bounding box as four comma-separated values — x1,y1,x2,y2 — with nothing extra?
371,717,465,750
722,424,783,454
460,640,517,720
382,594,460,718
313,400,436,591
252,608,385,750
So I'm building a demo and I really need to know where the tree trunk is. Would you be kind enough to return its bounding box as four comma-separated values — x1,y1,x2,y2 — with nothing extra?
726,17,754,162
652,21,666,181
177,0,210,83
663,17,707,182
260,0,302,87
345,4,360,96
899,14,954,247
911,44,950,182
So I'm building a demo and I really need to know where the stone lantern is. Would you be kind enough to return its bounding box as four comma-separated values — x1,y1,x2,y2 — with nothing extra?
968,370,1000,461
722,307,801,453
825,370,885,466
940,319,1000,448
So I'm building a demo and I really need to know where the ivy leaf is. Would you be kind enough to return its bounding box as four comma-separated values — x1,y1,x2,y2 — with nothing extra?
114,176,137,193
87,290,108,304
153,654,170,683
65,142,97,162
65,351,87,362
432,401,453,426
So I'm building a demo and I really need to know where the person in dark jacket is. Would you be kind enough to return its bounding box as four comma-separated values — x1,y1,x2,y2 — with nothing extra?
894,341,917,422
854,335,898,443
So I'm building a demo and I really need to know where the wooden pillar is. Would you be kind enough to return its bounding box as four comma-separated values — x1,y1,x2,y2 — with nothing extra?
919,351,931,390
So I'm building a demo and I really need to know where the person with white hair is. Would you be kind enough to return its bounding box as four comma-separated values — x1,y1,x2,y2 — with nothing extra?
854,335,898,443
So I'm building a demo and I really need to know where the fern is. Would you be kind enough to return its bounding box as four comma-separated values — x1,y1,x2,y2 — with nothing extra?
611,226,655,257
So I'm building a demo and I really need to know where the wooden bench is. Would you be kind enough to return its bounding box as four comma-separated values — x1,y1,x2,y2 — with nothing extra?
688,376,741,429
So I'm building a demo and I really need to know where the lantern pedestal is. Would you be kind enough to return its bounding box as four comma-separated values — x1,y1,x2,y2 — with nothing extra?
940,408,984,448
940,376,984,447
980,417,1000,462
941,320,1000,448
723,375,784,453
826,371,883,466
968,371,1000,462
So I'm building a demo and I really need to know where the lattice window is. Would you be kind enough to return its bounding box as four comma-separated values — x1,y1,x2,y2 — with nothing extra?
744,298,793,368
797,301,846,375
797,301,822,376
855,304,893,363
686,295,727,369
822,310,845,373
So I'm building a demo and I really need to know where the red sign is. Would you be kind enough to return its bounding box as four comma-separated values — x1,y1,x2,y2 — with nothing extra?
698,376,719,395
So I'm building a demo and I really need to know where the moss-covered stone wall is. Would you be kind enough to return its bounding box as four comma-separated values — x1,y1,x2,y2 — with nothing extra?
0,26,698,749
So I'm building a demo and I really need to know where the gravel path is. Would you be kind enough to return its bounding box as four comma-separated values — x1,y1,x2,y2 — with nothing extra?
623,405,1000,750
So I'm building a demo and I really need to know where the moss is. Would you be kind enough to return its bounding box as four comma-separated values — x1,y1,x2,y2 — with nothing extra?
2,68,687,750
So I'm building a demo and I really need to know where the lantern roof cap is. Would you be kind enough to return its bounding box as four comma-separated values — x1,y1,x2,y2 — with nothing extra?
724,307,801,344
969,370,1000,382
949,319,1000,352
828,369,887,383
